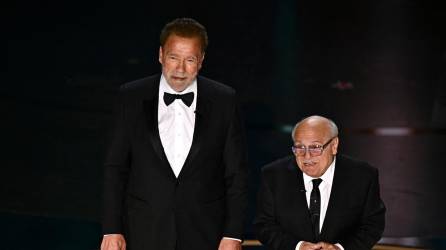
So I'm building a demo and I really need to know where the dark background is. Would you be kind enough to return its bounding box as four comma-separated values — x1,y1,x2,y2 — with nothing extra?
3,0,446,249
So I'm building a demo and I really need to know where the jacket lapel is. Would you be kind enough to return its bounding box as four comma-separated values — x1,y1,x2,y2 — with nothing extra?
143,78,177,180
288,161,315,240
177,79,212,180
320,156,347,237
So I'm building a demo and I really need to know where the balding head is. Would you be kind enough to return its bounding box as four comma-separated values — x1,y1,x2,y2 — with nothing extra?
291,115,338,142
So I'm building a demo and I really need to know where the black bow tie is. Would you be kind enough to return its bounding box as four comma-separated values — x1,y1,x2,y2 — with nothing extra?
163,92,194,107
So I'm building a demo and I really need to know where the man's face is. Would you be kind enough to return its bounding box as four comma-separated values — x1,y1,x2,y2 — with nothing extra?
159,35,204,92
293,123,339,178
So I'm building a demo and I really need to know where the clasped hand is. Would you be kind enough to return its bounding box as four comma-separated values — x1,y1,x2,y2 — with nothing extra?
300,241,341,250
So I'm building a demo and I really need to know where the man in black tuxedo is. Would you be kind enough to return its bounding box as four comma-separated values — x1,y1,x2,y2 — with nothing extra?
100,18,248,250
254,115,385,250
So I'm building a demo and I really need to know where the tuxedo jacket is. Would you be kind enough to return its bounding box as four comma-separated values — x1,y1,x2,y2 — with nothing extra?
254,154,385,250
102,74,248,250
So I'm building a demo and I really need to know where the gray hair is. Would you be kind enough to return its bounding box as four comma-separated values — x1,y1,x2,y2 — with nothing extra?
291,115,339,141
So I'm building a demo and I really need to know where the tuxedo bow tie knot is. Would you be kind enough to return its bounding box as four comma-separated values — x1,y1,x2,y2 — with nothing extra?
163,92,194,107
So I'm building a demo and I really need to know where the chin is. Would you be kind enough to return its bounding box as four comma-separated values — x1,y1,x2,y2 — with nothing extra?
304,168,321,177
174,79,190,85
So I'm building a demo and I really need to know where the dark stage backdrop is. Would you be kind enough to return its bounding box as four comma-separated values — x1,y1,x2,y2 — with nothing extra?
4,0,446,249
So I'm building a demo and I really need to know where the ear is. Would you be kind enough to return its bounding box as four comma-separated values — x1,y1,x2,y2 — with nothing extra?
331,137,339,155
198,52,205,70
158,46,163,64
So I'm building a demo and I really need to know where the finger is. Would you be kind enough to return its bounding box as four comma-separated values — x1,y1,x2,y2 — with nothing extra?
101,238,109,250
109,240,119,250
116,240,123,250
313,242,323,249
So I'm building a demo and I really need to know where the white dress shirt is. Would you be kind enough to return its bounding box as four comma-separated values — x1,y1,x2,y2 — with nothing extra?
158,75,197,177
157,75,241,243
296,157,344,250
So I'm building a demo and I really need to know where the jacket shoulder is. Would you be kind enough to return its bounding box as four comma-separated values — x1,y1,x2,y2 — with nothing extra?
337,154,379,178
261,155,296,176
119,74,160,98
198,75,236,97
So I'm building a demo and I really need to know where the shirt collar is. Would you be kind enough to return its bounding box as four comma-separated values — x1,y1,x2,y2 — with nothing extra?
303,156,336,187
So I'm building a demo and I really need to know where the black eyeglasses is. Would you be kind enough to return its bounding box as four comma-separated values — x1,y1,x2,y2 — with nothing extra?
291,137,336,157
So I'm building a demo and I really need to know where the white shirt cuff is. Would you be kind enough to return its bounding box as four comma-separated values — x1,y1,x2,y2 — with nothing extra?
223,237,242,242
335,243,344,250
296,241,303,250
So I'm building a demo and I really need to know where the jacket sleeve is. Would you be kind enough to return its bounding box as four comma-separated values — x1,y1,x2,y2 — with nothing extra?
102,86,132,234
254,170,300,250
340,168,386,250
221,93,249,240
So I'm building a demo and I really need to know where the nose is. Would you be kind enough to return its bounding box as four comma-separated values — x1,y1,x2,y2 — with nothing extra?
176,59,186,72
303,149,312,159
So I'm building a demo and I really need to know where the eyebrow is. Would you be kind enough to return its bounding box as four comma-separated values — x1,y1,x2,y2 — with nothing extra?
294,141,324,144
166,52,198,59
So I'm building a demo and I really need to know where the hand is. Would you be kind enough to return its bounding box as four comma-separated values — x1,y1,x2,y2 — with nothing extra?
100,234,126,250
217,238,242,250
299,241,323,250
317,242,341,250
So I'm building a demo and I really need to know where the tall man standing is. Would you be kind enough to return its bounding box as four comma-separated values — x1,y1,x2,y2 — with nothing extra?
101,18,248,250
255,115,385,250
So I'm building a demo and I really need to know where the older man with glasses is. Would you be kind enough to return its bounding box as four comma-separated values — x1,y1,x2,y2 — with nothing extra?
254,115,385,250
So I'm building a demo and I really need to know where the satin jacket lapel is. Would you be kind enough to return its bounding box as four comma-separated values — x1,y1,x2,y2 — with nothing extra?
143,81,177,180
177,80,212,180
320,157,347,237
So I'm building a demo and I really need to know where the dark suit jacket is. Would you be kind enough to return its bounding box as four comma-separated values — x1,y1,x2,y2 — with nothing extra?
102,74,248,250
254,154,385,250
